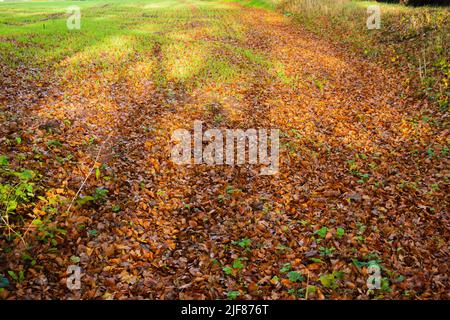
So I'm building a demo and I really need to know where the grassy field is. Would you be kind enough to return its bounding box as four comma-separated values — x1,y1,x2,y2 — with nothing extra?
0,0,241,80
0,0,448,300
1,0,447,107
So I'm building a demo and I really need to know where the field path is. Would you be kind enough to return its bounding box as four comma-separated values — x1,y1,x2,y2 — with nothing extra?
0,0,447,299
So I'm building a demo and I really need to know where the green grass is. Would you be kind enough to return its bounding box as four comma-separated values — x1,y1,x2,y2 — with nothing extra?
233,0,281,10
0,0,280,88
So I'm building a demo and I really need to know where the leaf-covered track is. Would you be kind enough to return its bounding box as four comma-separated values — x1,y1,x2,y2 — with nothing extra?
0,0,448,300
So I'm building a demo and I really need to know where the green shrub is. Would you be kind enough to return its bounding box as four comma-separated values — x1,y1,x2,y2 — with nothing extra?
0,156,35,232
